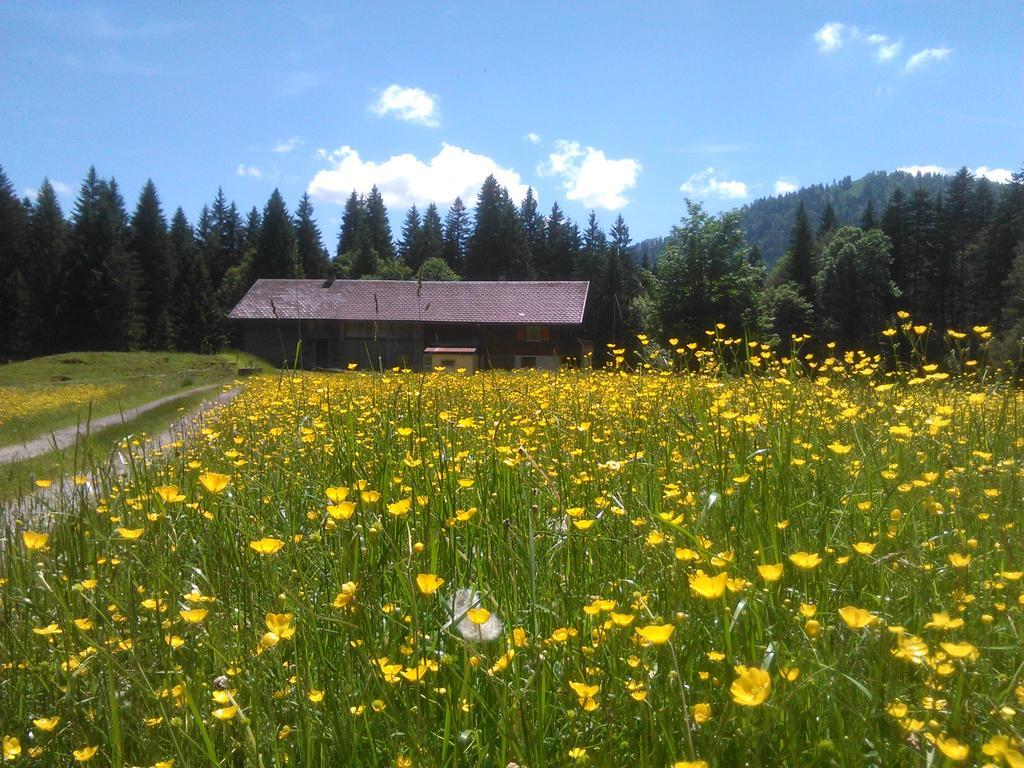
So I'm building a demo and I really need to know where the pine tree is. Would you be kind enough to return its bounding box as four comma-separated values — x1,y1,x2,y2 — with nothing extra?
0,165,31,358
938,168,976,329
442,196,469,272
399,205,423,270
519,188,545,270
170,208,220,352
337,191,364,259
882,189,910,304
129,179,174,348
465,176,503,278
903,189,936,319
209,188,242,288
784,202,816,304
540,202,577,279
253,189,298,279
420,204,445,266
26,179,69,352
294,192,329,277
97,178,145,349
364,186,395,263
576,211,609,348
818,202,838,239
860,200,877,230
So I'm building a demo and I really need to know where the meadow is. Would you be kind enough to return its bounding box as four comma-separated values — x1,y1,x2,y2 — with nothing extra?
1,326,1023,767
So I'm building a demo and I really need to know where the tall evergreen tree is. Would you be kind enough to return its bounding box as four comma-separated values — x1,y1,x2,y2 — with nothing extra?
364,186,395,263
208,188,242,288
882,189,910,304
519,187,545,270
25,179,69,352
129,180,173,348
399,205,423,270
170,208,220,352
903,189,936,318
0,165,31,358
465,176,503,279
294,192,329,277
253,189,298,279
420,203,445,266
860,200,877,230
818,202,838,239
442,196,469,272
540,202,577,279
783,202,816,305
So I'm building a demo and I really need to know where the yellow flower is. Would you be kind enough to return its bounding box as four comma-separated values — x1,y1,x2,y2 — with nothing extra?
635,623,675,645
308,690,325,703
940,641,979,661
935,736,969,762
34,478,53,488
569,681,600,710
73,745,99,762
948,553,971,568
155,485,185,503
415,573,445,595
852,541,876,555
730,665,771,707
325,486,350,503
32,716,60,732
691,702,712,723
983,735,1024,767
466,607,490,625
249,537,284,555
117,527,145,540
326,502,356,520
789,551,822,570
838,606,878,629
568,747,588,760
198,472,231,494
689,570,728,599
827,442,853,455
32,623,62,636
673,762,709,768
265,613,295,639
386,498,412,516
211,705,238,721
757,563,784,582
3,736,22,761
179,608,208,624
22,530,49,550
924,612,964,630
332,581,358,608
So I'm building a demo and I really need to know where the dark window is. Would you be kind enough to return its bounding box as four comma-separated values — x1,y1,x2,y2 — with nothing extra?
520,356,536,368
315,339,329,365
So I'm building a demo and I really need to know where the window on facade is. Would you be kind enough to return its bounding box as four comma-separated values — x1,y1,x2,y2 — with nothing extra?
523,325,549,341
440,359,455,368
520,356,537,368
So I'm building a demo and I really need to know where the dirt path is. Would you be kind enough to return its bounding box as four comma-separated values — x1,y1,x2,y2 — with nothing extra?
3,386,241,521
0,383,226,465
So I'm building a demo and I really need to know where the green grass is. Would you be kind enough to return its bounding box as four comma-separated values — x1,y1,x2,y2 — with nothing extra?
0,350,261,448
1,337,1023,766
0,388,223,502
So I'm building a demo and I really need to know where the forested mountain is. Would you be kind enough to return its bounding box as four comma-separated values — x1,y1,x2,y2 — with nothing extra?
740,170,958,267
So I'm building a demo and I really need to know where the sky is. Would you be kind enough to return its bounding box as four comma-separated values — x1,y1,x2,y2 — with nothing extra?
1,2,1022,241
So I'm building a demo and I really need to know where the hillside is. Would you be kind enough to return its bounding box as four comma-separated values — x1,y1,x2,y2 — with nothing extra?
739,170,963,267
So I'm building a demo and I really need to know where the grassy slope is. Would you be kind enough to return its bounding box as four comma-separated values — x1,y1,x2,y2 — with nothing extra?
0,350,259,447
0,388,220,501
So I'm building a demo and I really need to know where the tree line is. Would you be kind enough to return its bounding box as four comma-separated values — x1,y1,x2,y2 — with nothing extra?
1,163,1022,366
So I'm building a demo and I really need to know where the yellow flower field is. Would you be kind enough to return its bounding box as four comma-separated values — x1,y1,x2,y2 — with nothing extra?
0,384,124,430
2,337,1023,766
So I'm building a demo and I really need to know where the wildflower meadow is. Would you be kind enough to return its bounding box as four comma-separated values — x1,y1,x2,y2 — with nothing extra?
2,325,1023,767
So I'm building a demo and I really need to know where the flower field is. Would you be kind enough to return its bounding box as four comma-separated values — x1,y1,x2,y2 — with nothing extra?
2,341,1024,767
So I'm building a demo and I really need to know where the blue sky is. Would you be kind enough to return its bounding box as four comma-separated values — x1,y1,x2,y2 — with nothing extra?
1,2,1021,241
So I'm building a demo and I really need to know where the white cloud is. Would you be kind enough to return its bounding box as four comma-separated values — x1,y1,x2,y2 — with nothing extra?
679,167,748,200
898,164,949,176
236,164,263,179
537,140,640,210
974,166,1013,184
51,180,73,195
774,179,799,195
272,136,303,153
814,22,845,52
865,33,902,61
524,132,541,144
903,46,952,73
308,143,529,208
370,84,440,127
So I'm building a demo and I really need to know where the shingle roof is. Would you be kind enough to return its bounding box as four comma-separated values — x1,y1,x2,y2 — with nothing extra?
228,279,589,325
